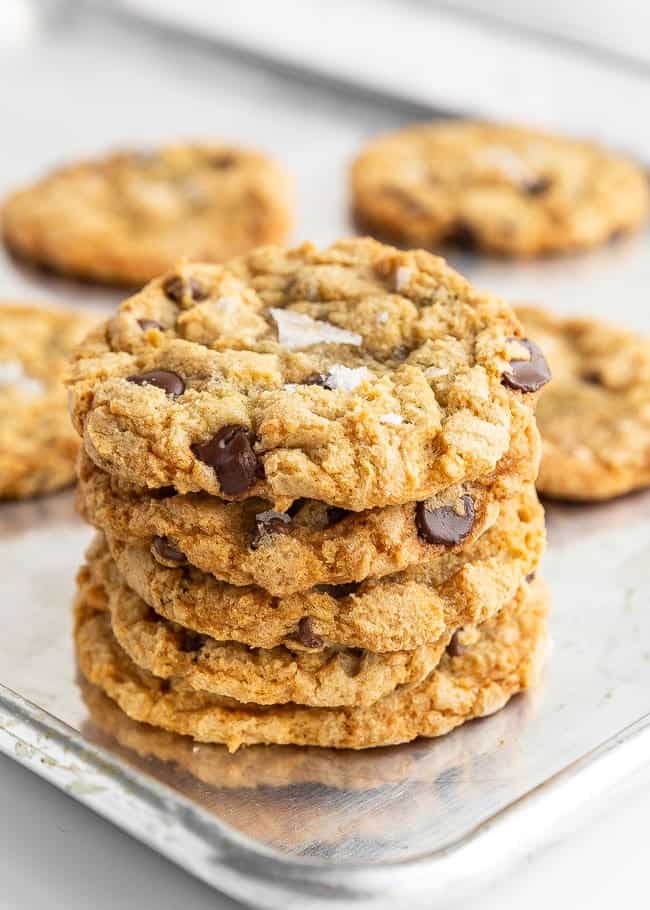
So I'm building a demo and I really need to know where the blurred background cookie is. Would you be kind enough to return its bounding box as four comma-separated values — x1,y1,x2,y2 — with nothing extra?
0,302,94,500
2,143,292,286
351,121,649,257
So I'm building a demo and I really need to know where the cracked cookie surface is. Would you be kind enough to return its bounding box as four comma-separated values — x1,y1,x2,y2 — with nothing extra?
2,143,292,286
95,485,545,652
67,238,543,511
0,302,96,499
75,567,548,750
76,414,539,594
351,121,649,257
517,305,650,500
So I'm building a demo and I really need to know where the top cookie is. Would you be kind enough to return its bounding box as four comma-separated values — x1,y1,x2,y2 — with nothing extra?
67,238,546,511
2,143,292,286
351,121,649,257
516,305,650,500
0,302,96,499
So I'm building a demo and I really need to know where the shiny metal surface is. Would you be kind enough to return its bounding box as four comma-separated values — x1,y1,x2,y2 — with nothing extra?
1,4,650,907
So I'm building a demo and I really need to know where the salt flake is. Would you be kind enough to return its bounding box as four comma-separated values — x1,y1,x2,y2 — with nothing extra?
379,412,403,425
324,364,369,391
425,366,449,380
394,266,412,292
271,308,362,350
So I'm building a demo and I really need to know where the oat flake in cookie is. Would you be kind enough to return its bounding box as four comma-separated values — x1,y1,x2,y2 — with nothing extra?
351,121,649,257
516,305,650,500
67,238,543,511
0,302,95,500
2,143,292,286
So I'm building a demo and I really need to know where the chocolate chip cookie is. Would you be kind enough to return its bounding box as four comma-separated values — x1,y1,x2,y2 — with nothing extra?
516,305,650,500
2,143,292,286
67,239,546,511
84,537,450,708
95,485,545,653
0,302,95,499
75,564,548,750
76,413,539,594
351,121,649,257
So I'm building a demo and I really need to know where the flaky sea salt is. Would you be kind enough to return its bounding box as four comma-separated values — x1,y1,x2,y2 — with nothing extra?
215,295,239,314
481,145,534,184
0,360,45,396
324,364,369,391
394,266,412,292
425,366,449,380
377,311,389,325
271,309,362,350
379,412,403,425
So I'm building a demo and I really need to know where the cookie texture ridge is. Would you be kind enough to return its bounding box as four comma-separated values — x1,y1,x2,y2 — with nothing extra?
75,568,548,750
96,485,545,652
76,414,539,594
0,302,95,499
67,238,543,511
83,538,451,708
351,121,649,257
517,305,650,500
2,144,292,286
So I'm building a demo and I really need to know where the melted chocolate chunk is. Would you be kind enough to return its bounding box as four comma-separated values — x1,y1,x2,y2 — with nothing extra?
502,338,551,393
416,495,475,546
127,369,185,397
446,220,477,250
162,274,208,303
192,425,259,496
525,571,536,584
524,175,553,196
447,630,466,658
325,506,350,527
151,536,187,565
137,318,165,332
296,617,324,649
287,499,306,518
250,510,292,549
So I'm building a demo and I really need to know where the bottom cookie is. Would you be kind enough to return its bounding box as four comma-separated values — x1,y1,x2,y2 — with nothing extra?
75,571,549,751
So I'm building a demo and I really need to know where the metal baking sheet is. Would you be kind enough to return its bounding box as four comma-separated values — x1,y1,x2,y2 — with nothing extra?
1,4,650,908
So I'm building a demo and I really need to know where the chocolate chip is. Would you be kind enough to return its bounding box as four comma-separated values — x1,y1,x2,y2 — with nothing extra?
210,153,237,169
151,536,187,565
416,495,475,546
609,227,626,243
287,499,306,518
137,318,165,332
250,510,292,549
525,571,536,583
296,617,324,649
447,630,465,657
178,629,204,653
301,372,327,386
446,220,477,250
159,679,171,694
191,424,259,496
581,369,603,386
162,274,208,303
524,175,553,196
127,369,185,397
502,338,551,393
325,506,350,527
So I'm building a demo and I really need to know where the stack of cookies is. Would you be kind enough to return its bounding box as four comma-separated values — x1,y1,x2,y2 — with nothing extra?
69,238,550,751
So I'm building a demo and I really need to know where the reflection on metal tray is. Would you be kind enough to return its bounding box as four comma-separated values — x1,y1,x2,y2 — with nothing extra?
1,4,650,908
